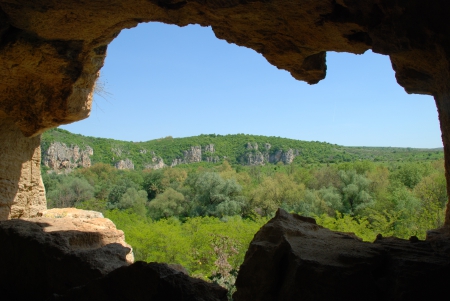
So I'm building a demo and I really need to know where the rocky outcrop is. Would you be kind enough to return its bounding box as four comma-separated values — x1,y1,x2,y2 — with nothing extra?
243,152,266,165
171,145,218,166
43,142,93,171
0,117,45,220
233,209,450,301
183,146,202,163
0,208,133,301
50,261,227,301
241,142,299,165
204,144,215,153
115,158,134,170
269,148,299,164
145,153,166,170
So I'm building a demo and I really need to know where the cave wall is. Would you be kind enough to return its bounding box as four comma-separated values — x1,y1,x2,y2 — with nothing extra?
0,117,45,219
1,0,450,223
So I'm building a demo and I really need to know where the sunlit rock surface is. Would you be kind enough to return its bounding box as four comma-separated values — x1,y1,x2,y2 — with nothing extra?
43,142,93,171
233,209,450,301
0,208,133,301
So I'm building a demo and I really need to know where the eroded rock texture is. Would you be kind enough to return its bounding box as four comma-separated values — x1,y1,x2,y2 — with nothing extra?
234,209,450,301
0,117,45,219
1,1,450,219
0,208,133,301
43,142,93,171
50,261,227,301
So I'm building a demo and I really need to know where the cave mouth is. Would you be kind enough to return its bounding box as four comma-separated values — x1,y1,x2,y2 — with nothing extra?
1,2,450,299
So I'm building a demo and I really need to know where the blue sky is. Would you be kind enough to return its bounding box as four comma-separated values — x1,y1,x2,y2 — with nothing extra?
61,22,442,148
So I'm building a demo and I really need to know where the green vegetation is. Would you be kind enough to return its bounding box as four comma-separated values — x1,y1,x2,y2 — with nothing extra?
42,128,444,169
41,129,447,297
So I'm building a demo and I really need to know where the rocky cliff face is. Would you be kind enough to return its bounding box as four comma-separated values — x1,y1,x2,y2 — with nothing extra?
171,144,219,167
115,158,134,170
145,152,166,170
241,142,299,165
43,142,93,171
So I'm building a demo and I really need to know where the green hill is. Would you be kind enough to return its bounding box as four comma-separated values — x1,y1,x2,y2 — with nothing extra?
41,128,444,170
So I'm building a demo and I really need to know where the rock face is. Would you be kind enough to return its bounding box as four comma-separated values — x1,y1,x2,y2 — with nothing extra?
233,209,450,301
145,153,167,170
50,261,227,301
0,208,133,301
171,144,219,166
115,158,134,170
0,117,45,220
43,142,93,171
241,142,299,165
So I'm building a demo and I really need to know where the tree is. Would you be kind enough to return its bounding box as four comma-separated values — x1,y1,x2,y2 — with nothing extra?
47,176,94,208
143,169,166,200
390,162,431,189
338,170,372,214
148,188,187,219
308,166,340,190
188,172,246,217
117,188,148,217
107,177,140,208
250,173,306,216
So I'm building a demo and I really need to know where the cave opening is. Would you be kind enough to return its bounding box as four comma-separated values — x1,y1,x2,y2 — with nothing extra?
1,1,450,299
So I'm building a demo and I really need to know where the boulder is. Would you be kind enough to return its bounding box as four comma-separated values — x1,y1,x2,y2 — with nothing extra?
0,208,133,301
233,209,450,301
50,261,228,301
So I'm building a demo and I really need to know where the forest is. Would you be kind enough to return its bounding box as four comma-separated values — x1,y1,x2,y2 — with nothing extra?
42,156,447,297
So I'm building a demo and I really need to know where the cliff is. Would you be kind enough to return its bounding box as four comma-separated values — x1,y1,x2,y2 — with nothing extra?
240,142,300,165
43,142,93,171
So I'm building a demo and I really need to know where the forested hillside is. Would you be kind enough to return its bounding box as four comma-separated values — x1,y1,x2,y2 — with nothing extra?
41,128,443,170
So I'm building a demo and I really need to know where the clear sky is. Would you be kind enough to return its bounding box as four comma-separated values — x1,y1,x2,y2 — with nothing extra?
61,22,442,148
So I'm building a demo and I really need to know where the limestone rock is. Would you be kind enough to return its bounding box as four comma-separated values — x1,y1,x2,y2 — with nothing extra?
115,158,134,170
145,155,166,170
242,143,299,165
43,142,93,171
171,146,203,166
50,261,227,301
242,151,266,166
233,209,450,301
0,208,133,301
269,148,299,164
246,142,259,150
183,146,203,163
205,156,220,163
40,207,104,219
0,117,45,220
204,144,215,153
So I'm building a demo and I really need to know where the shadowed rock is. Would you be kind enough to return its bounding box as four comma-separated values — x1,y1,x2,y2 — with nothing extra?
50,261,228,301
0,209,133,301
233,209,450,301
